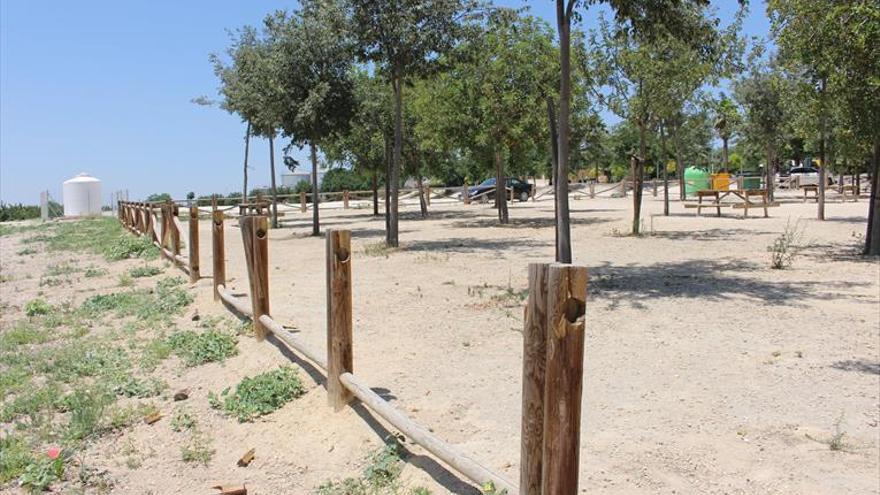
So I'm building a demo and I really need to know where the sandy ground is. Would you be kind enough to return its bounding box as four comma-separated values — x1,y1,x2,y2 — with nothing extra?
2,186,879,494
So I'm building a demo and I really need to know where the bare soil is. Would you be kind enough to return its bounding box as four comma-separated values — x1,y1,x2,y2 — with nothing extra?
2,188,878,494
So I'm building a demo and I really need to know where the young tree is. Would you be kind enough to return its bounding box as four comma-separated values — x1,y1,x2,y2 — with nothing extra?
735,53,789,202
207,28,264,202
266,1,356,236
413,10,557,224
554,0,732,257
323,70,391,217
590,5,730,234
712,93,742,171
346,0,477,247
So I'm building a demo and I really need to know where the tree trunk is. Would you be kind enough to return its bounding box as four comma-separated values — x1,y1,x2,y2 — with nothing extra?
269,133,279,229
547,97,559,252
384,135,391,241
554,1,573,263
243,121,251,200
389,74,403,247
722,137,729,170
495,147,509,224
310,142,320,236
673,123,685,200
866,138,880,256
372,170,379,216
659,123,669,216
416,171,428,218
632,121,647,235
818,77,827,221
764,143,776,201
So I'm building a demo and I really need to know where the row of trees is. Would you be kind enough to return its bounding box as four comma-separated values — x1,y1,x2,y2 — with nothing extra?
201,0,879,256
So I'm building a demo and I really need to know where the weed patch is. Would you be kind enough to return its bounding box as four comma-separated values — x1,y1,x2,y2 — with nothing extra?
209,367,305,422
129,265,162,278
167,329,237,367
24,298,52,317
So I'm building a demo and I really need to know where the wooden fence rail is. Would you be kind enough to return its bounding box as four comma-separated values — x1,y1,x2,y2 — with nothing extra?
116,198,589,495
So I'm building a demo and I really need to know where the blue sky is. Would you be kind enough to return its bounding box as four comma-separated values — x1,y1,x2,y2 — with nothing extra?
0,1,769,205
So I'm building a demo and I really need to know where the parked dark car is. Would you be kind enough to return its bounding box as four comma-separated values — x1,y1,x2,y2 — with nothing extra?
460,178,534,202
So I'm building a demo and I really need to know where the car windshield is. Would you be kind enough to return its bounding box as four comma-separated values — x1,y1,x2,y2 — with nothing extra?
479,178,496,186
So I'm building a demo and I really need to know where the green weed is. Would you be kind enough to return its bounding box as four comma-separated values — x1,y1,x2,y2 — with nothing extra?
45,262,79,277
0,435,31,483
209,367,305,422
170,407,197,432
363,241,397,258
24,298,52,317
180,432,214,465
19,453,65,493
128,265,162,278
167,329,238,367
17,247,38,256
64,387,114,441
84,266,109,278
316,441,433,495
118,274,134,287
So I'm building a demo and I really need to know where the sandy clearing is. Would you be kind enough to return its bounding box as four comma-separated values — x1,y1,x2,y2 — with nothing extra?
2,188,878,494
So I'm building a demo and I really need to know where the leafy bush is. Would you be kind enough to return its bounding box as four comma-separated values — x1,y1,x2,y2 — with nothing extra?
167,329,238,366
321,167,372,193
146,193,172,202
209,367,305,422
24,298,52,317
0,203,39,222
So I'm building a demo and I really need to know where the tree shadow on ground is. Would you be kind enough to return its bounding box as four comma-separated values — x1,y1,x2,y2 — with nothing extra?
830,360,880,375
451,216,611,229
802,241,879,264
649,228,775,242
403,236,552,254
589,258,872,310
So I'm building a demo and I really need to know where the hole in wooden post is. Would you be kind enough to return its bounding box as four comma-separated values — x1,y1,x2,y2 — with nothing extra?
563,297,585,323
256,228,267,239
214,217,222,226
336,248,350,263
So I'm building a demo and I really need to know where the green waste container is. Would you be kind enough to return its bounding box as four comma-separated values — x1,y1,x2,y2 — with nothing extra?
741,176,762,190
684,167,711,197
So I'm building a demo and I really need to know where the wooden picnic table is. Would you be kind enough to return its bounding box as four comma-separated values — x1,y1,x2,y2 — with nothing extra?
802,184,819,202
685,188,777,218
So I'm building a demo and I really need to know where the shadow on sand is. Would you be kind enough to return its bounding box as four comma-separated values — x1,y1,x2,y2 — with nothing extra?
590,258,872,310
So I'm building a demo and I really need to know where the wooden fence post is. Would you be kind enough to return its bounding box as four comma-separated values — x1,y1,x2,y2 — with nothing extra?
240,215,270,340
463,182,470,205
326,229,353,410
425,186,431,206
343,190,350,209
300,191,307,213
212,198,225,301
521,263,550,495
542,263,588,495
188,205,200,282
589,181,595,199
652,177,657,197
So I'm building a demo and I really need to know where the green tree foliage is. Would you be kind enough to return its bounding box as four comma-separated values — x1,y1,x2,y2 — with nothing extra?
266,0,357,235
345,0,478,246
413,10,557,224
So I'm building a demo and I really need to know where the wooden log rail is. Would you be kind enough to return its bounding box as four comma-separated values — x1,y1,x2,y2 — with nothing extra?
116,200,590,495
117,200,193,276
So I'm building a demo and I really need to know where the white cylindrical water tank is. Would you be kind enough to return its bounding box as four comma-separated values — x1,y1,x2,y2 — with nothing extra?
62,173,103,217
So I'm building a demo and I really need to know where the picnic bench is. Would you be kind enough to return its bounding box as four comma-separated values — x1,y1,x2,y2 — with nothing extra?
802,184,819,202
684,188,778,218
840,184,859,202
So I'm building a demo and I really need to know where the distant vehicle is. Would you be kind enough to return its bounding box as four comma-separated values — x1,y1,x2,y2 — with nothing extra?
459,177,534,202
778,167,833,188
